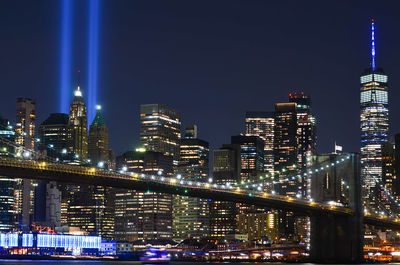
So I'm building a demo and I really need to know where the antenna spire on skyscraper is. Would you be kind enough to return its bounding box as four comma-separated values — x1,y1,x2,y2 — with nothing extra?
371,18,376,71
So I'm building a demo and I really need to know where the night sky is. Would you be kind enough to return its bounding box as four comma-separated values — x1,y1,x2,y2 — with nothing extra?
0,1,399,156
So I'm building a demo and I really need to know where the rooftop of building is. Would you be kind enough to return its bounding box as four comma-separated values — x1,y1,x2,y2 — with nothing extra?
245,111,274,118
40,113,69,126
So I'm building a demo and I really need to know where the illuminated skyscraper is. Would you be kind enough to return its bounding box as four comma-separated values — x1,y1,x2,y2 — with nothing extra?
0,116,18,232
63,89,114,239
88,105,114,167
273,103,299,241
360,19,389,205
114,105,180,241
210,144,240,239
36,113,68,227
231,135,264,182
173,125,210,240
289,92,317,197
38,113,70,159
15,98,36,228
115,150,173,242
15,98,35,150
68,87,88,161
245,111,274,175
274,103,298,196
140,104,181,165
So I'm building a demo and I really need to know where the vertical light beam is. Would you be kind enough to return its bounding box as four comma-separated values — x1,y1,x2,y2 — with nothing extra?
87,0,100,123
59,0,73,113
371,18,376,71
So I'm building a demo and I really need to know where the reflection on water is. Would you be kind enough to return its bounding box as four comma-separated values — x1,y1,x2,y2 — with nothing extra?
0,262,373,265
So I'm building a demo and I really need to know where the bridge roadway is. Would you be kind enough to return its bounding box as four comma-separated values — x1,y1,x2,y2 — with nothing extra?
0,157,397,230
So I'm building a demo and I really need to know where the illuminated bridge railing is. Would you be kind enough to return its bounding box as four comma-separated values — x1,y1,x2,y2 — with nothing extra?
0,156,353,216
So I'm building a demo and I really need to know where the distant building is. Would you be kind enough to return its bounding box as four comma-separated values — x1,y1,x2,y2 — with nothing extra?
237,212,278,242
0,116,18,232
274,103,298,196
115,150,173,242
63,88,114,240
125,104,181,241
245,111,275,175
173,126,210,241
36,113,69,227
393,133,400,197
231,135,264,182
38,113,70,159
88,105,114,167
360,20,389,209
15,98,36,229
15,98,35,150
210,144,241,239
289,92,317,197
140,104,181,165
68,87,88,161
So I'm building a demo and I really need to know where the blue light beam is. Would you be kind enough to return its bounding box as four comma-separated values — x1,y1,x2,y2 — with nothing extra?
87,0,100,123
371,18,376,71
59,0,73,114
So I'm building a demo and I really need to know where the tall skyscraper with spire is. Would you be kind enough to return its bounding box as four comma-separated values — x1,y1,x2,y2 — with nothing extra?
68,87,88,161
88,105,114,166
360,19,389,208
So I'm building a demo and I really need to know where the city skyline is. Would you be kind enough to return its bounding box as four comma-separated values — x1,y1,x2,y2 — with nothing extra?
1,1,400,155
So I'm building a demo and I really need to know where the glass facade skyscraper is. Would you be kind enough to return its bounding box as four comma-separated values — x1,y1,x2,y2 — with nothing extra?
245,112,274,175
360,20,389,206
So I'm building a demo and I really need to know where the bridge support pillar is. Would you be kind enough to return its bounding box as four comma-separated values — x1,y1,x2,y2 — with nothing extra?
310,212,363,263
310,153,363,263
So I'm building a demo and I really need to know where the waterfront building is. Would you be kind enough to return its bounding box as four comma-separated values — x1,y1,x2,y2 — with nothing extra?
360,20,389,209
237,211,278,242
115,150,173,242
245,111,275,175
173,125,210,240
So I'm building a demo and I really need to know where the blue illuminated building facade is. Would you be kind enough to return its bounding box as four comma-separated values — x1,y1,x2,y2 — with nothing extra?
0,233,102,255
360,19,389,208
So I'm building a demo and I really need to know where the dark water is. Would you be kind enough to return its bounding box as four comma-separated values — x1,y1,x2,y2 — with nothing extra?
0,261,331,265
0,262,387,265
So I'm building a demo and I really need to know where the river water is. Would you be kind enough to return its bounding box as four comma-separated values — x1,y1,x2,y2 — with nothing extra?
0,261,336,265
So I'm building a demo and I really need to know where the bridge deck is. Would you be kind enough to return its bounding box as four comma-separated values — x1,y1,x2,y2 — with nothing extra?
0,157,398,229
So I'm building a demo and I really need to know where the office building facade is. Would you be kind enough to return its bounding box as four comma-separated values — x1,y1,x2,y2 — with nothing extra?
245,111,275,175
15,98,36,228
115,150,173,241
210,144,241,239
360,20,389,207
173,126,210,240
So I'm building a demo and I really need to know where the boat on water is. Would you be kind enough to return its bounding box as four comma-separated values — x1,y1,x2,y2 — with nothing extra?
140,248,170,264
